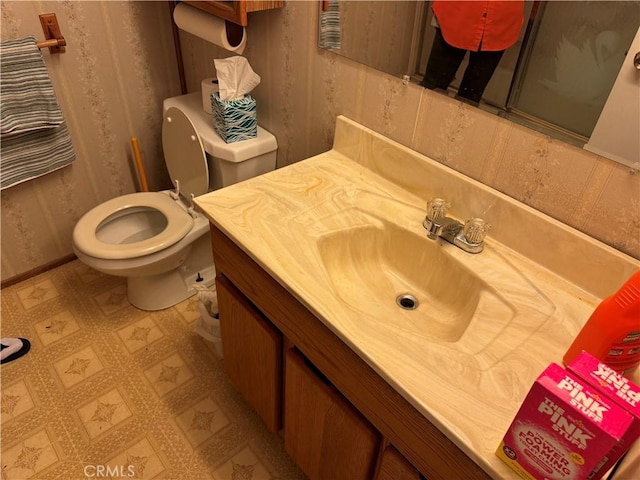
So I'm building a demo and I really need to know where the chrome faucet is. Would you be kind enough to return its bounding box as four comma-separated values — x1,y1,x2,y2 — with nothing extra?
422,198,489,254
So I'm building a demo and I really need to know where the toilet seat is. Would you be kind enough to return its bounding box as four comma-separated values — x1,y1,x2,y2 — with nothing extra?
73,192,194,260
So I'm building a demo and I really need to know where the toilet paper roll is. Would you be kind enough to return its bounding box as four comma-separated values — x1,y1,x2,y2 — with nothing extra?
201,78,219,114
173,2,246,54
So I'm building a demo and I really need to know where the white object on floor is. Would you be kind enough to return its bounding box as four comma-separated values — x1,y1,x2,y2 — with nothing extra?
0,337,23,360
193,283,223,358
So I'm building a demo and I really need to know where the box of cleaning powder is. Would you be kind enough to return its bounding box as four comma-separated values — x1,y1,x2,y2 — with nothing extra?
496,362,634,480
566,351,640,477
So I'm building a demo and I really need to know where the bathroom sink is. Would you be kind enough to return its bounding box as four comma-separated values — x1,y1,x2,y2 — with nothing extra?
289,196,556,372
317,219,508,343
195,116,640,479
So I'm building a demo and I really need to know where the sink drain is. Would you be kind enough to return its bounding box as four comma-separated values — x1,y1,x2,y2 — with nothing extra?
396,294,419,310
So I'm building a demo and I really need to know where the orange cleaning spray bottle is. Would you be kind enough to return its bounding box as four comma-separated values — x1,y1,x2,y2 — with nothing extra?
563,270,640,375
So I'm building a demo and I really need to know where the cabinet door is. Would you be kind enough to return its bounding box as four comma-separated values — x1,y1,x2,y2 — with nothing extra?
216,274,281,431
376,445,424,480
284,348,380,480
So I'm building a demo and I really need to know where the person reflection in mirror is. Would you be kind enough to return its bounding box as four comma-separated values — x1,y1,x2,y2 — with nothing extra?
421,0,524,106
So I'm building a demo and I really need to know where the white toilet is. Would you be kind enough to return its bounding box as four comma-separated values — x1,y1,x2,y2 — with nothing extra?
72,92,277,310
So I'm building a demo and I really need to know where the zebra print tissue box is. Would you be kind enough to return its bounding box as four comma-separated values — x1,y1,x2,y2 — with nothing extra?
211,92,257,143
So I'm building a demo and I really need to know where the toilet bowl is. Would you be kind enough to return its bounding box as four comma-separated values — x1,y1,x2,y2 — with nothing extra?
72,92,277,310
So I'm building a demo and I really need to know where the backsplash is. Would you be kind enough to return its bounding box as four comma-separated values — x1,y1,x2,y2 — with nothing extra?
1,1,637,283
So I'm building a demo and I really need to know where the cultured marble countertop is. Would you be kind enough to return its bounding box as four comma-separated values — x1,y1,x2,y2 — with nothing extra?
194,117,640,479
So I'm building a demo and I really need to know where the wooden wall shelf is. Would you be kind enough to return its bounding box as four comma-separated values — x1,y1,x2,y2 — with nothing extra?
182,0,284,26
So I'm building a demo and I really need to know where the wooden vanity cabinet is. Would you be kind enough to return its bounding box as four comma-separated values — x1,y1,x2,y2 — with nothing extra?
375,444,424,480
284,348,380,480
209,224,491,480
216,274,281,432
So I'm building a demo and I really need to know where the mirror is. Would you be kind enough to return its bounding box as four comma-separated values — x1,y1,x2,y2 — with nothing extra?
319,1,639,163
319,1,422,79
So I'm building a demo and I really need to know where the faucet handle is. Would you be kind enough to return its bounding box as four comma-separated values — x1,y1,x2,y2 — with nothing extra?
426,197,450,221
462,218,490,244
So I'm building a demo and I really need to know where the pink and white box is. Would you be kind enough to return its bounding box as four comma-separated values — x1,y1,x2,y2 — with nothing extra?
566,351,640,477
496,362,634,480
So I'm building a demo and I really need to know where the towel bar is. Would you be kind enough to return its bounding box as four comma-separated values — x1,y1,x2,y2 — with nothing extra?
38,13,66,54
37,38,65,49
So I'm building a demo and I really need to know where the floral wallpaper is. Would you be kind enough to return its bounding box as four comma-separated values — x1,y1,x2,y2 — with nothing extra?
1,1,181,281
1,1,638,284
337,1,417,79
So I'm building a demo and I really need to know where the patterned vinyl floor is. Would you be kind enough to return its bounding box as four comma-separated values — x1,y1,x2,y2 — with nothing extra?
0,260,305,480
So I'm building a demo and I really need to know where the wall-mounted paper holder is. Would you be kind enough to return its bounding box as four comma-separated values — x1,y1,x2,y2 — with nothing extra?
38,13,66,53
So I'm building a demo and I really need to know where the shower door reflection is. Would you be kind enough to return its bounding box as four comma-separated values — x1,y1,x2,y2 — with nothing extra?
508,1,639,138
415,0,639,142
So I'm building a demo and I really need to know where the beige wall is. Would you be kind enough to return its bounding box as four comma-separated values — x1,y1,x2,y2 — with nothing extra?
337,2,418,78
1,1,638,283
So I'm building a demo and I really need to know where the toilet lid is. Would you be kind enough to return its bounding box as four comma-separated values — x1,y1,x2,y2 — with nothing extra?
163,106,209,199
73,192,194,260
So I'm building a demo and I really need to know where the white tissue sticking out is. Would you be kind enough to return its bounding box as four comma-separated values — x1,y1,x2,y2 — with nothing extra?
192,284,221,349
214,56,260,101
192,284,218,317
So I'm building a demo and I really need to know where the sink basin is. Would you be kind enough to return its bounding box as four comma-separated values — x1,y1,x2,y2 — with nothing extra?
317,219,514,344
297,197,556,372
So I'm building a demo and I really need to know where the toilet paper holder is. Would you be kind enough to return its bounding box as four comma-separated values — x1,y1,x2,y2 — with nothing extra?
173,2,247,54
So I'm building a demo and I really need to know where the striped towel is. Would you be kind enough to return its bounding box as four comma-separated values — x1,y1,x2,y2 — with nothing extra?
319,0,341,50
1,36,75,189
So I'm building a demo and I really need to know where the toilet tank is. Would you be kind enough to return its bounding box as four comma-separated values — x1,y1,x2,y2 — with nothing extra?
163,93,278,190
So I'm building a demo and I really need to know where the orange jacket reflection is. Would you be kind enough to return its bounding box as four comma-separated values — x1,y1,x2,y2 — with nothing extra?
432,0,525,51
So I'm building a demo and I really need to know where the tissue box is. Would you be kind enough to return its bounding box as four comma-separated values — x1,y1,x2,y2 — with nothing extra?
496,362,634,480
211,92,257,143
